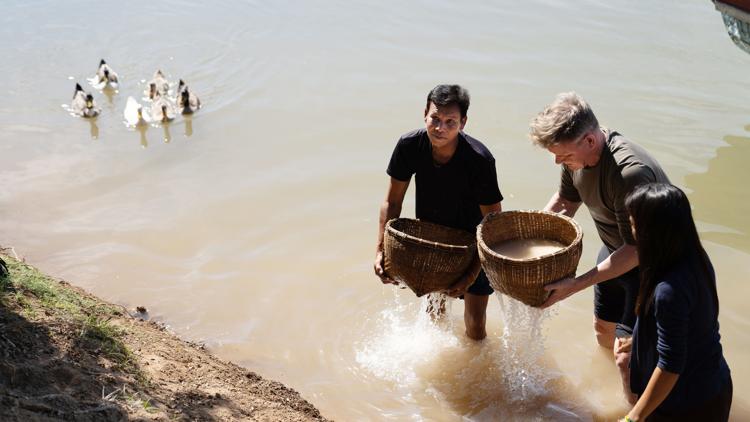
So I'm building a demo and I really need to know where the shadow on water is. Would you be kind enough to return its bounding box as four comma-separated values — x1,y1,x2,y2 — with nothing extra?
684,125,750,253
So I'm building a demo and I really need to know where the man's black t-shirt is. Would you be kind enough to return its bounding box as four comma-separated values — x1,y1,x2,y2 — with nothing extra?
387,128,503,232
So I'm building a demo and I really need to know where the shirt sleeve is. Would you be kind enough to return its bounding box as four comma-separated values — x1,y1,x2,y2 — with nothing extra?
473,158,503,205
559,166,581,202
615,165,657,244
654,281,692,374
386,136,415,182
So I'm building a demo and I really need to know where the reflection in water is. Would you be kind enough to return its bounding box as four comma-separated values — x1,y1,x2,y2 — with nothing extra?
88,118,99,139
184,115,193,137
161,123,172,143
136,124,148,148
684,126,750,253
102,86,117,104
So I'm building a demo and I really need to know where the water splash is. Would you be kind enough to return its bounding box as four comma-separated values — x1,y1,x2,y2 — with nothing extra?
495,294,554,407
355,291,583,420
355,292,459,386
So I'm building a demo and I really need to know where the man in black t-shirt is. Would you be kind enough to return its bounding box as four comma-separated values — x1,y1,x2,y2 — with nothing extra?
373,85,503,340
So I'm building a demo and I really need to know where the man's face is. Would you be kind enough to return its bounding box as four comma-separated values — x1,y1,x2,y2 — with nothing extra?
424,102,466,146
546,132,593,171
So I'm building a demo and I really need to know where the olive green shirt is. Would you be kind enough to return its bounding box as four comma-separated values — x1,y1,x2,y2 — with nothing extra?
559,129,670,252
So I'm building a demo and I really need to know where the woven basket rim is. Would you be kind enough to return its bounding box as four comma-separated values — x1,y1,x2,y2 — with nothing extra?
386,218,475,252
477,210,582,262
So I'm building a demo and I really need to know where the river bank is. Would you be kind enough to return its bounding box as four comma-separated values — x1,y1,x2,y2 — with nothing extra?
0,252,327,421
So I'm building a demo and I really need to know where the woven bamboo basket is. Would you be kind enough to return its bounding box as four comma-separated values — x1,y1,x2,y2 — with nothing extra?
384,218,477,297
477,210,583,306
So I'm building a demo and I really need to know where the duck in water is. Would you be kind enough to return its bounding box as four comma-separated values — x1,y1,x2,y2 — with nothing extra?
95,59,119,89
151,93,176,123
71,83,100,117
177,79,201,114
147,70,170,100
124,96,151,127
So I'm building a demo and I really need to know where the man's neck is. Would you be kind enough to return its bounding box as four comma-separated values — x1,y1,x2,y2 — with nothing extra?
585,129,606,168
431,136,459,165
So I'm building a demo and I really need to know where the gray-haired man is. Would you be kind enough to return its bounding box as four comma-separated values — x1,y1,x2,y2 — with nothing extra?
529,92,670,402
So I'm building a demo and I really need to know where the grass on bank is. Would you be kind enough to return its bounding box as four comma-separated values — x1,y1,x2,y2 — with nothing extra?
0,253,146,384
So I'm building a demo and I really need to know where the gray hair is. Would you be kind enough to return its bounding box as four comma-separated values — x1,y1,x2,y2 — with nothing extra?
529,92,599,148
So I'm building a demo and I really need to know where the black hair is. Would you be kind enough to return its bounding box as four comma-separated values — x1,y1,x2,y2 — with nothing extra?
625,183,718,318
425,84,470,118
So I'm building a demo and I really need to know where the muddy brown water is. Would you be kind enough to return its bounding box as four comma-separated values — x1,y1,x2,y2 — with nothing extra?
1,1,749,420
490,239,566,260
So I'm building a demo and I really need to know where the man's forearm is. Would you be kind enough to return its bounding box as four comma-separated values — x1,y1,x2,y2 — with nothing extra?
574,244,638,290
544,192,581,217
376,201,402,252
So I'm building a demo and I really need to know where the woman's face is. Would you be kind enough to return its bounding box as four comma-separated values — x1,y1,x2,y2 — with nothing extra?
629,215,637,241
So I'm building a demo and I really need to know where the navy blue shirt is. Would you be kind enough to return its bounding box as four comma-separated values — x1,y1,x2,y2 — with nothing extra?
630,254,730,413
387,129,503,232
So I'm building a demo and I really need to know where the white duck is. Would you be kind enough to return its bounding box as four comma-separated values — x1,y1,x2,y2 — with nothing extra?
147,69,169,100
71,83,100,117
150,94,176,123
123,96,152,126
95,59,119,89
176,79,201,114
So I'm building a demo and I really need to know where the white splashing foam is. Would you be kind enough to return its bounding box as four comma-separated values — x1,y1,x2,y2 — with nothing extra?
494,294,555,410
355,292,459,386
356,291,579,420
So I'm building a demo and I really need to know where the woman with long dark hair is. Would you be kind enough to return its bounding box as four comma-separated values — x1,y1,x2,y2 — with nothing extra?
618,183,732,421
